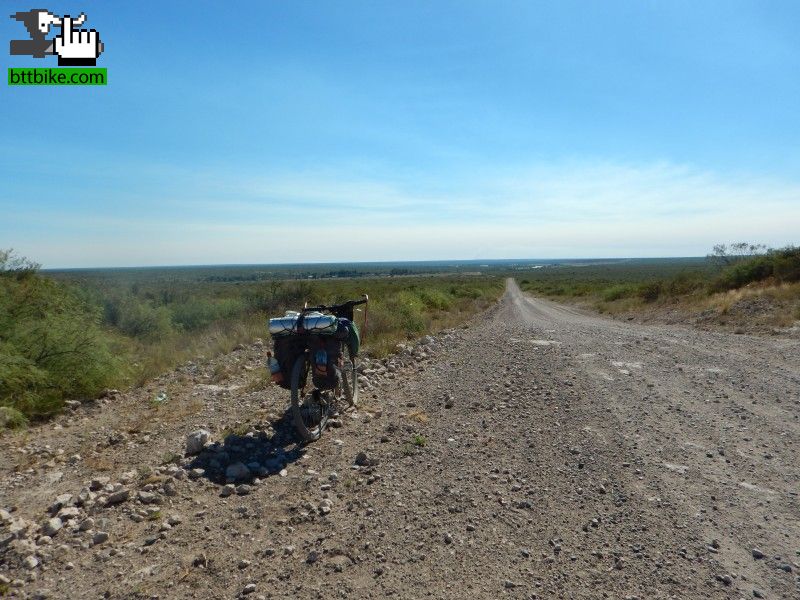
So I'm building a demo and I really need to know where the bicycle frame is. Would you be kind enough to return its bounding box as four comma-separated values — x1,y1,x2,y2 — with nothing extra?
279,295,367,442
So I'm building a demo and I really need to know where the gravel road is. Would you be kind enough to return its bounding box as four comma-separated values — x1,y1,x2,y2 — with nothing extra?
1,279,798,599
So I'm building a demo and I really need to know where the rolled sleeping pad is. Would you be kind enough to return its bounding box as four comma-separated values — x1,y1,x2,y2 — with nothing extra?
268,312,338,336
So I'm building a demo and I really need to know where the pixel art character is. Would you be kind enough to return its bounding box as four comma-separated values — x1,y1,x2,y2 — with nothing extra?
10,9,103,65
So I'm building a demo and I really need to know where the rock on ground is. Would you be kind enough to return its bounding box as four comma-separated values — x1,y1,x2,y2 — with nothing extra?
0,280,797,599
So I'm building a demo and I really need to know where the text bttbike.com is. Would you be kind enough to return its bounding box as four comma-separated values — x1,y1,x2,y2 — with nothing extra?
8,68,107,86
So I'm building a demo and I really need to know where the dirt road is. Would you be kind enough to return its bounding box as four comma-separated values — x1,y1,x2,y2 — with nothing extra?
2,279,798,599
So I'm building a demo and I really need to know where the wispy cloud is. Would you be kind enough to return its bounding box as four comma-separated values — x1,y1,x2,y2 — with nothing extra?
172,160,800,226
6,160,799,267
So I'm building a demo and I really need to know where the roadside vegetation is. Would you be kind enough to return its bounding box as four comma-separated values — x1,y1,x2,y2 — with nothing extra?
0,250,502,425
519,244,800,327
4,243,795,427
0,251,120,428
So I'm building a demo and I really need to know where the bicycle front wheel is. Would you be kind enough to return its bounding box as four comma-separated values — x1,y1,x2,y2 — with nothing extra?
290,354,329,442
340,343,359,408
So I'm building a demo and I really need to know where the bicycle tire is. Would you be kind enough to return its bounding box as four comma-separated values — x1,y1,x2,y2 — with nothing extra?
290,354,329,442
341,343,359,408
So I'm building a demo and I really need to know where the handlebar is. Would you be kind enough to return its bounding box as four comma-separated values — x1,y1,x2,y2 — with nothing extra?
302,295,369,320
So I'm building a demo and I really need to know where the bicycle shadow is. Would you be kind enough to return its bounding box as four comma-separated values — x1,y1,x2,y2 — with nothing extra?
185,407,307,485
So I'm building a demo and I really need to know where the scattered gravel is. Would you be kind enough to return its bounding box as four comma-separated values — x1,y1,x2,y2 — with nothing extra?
0,280,797,599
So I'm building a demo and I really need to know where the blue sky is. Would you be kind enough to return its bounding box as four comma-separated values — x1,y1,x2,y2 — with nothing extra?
2,1,799,267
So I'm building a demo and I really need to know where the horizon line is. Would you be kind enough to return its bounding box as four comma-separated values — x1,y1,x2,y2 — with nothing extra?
42,256,709,271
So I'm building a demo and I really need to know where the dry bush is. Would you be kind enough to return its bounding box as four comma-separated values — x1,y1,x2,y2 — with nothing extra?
404,409,429,423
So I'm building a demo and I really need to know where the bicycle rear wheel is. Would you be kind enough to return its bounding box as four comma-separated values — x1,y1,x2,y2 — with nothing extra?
290,354,330,442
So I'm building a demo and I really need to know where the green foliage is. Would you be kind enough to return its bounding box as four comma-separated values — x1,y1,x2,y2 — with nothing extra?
601,284,638,302
637,282,662,303
5,252,502,422
402,433,428,455
519,259,687,306
599,281,666,303
221,423,250,439
660,272,706,296
5,245,790,427
418,288,453,310
519,258,713,298
384,291,427,333
161,451,181,465
172,298,244,331
0,250,121,421
117,299,173,338
0,406,28,429
449,284,482,299
518,247,799,312
137,465,153,480
712,246,800,292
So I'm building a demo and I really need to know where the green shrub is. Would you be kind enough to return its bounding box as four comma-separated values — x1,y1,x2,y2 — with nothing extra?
713,256,773,291
0,405,28,429
102,295,124,327
449,285,482,299
601,284,637,302
662,272,706,296
384,291,427,334
118,300,173,339
3,252,504,420
0,251,121,419
418,289,453,311
0,343,50,415
172,298,244,331
772,249,800,283
243,281,286,313
712,246,800,292
637,282,662,303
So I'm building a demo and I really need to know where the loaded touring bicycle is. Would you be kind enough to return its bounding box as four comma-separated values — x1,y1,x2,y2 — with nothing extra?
267,295,368,441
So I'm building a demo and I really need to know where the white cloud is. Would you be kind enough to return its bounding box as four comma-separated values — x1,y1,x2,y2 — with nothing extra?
180,160,800,223
8,160,799,267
